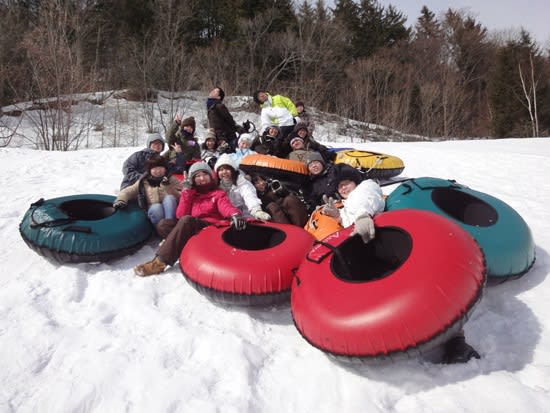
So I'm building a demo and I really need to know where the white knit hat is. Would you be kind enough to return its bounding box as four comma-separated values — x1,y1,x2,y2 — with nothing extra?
214,153,238,172
238,133,253,146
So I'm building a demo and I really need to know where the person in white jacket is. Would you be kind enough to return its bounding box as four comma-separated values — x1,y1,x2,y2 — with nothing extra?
321,173,385,243
214,154,271,220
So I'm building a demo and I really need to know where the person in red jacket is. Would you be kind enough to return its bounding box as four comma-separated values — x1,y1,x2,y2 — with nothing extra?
134,161,245,276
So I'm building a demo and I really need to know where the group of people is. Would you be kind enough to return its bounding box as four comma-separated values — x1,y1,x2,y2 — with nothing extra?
115,88,480,364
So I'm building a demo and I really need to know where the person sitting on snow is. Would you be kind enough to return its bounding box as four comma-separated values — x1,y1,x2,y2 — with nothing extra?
133,161,246,277
164,115,201,174
251,125,284,157
114,155,182,236
120,132,166,190
251,174,308,227
231,133,257,166
214,154,271,221
253,90,297,140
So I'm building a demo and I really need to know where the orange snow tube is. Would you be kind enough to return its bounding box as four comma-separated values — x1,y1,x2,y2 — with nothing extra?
239,154,309,189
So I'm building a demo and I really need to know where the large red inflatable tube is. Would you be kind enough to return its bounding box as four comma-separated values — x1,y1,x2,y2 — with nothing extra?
180,221,314,306
291,209,486,361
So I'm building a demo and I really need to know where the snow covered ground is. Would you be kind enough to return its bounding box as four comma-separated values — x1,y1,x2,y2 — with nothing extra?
1,98,550,412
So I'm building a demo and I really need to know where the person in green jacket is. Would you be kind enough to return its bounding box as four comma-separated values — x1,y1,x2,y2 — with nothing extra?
253,90,298,140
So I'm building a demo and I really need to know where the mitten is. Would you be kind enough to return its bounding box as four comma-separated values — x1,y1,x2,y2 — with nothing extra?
252,208,271,221
351,213,375,243
321,195,340,218
231,214,247,231
113,200,128,210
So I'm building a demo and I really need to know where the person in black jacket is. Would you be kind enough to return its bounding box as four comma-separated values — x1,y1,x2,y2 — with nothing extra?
120,133,166,189
207,87,245,151
302,151,364,214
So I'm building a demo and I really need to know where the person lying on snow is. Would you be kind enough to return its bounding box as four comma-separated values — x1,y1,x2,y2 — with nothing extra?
134,161,246,277
114,155,182,235
281,123,333,161
251,174,308,227
318,172,481,364
120,132,165,189
214,154,271,221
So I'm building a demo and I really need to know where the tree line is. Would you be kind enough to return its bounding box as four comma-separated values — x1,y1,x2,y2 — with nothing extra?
1,0,549,143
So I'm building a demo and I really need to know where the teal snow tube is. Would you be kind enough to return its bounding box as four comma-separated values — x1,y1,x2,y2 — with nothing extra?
20,194,153,263
385,177,535,283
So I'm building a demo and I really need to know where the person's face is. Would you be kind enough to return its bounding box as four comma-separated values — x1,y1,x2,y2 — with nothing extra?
268,127,278,137
308,160,324,176
296,105,304,114
149,140,163,153
337,179,357,199
182,125,194,134
209,88,220,99
238,139,251,149
205,138,216,148
297,128,308,138
253,177,267,192
217,165,233,181
291,139,304,150
257,92,268,103
193,171,212,186
150,166,166,178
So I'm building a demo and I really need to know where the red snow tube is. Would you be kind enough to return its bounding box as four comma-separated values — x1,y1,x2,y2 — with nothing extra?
291,209,486,362
180,221,314,306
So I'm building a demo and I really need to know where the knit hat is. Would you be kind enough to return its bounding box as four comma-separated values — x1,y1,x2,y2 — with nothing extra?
295,101,304,108
337,166,363,185
188,161,214,181
293,122,308,134
146,154,168,172
146,132,165,150
180,116,196,130
205,128,217,142
290,137,304,146
214,153,238,172
238,133,253,146
305,151,326,167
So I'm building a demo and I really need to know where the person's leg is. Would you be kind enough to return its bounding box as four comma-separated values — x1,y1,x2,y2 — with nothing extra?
265,202,291,224
134,216,208,276
281,194,309,227
162,195,177,220
147,203,164,226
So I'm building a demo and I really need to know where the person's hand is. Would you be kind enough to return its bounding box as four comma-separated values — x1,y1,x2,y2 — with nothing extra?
175,113,182,124
351,213,375,243
172,143,182,153
322,195,340,218
251,208,271,221
113,200,127,210
231,214,247,231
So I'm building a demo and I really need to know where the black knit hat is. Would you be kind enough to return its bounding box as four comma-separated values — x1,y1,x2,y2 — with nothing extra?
337,167,363,185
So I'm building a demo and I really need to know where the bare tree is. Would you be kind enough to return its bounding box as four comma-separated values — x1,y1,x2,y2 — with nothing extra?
518,53,540,136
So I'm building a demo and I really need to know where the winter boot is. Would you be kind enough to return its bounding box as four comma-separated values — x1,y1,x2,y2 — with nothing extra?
442,335,480,364
134,256,167,277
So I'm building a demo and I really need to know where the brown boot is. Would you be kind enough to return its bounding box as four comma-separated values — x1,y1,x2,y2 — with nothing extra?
134,256,167,277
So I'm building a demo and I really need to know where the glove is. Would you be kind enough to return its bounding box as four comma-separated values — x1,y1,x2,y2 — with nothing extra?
113,200,128,210
252,208,271,221
217,142,229,153
351,214,375,243
231,214,247,231
321,195,340,218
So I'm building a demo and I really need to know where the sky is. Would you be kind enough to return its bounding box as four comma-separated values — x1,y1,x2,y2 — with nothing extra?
2,94,550,412
375,1,550,47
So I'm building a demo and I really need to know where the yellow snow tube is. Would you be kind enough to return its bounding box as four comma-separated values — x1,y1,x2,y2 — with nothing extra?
334,150,404,179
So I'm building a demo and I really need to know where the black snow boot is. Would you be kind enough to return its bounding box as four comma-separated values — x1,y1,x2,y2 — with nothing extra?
442,335,481,364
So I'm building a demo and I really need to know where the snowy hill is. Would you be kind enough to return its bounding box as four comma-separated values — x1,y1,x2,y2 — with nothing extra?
1,93,550,412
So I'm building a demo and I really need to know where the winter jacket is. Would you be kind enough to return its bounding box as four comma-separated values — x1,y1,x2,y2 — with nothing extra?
120,134,166,189
260,106,295,133
303,163,364,213
282,124,333,161
231,148,257,166
116,175,182,210
259,93,298,117
339,180,385,227
219,174,263,217
207,100,241,147
176,187,239,223
251,129,283,157
164,121,201,169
